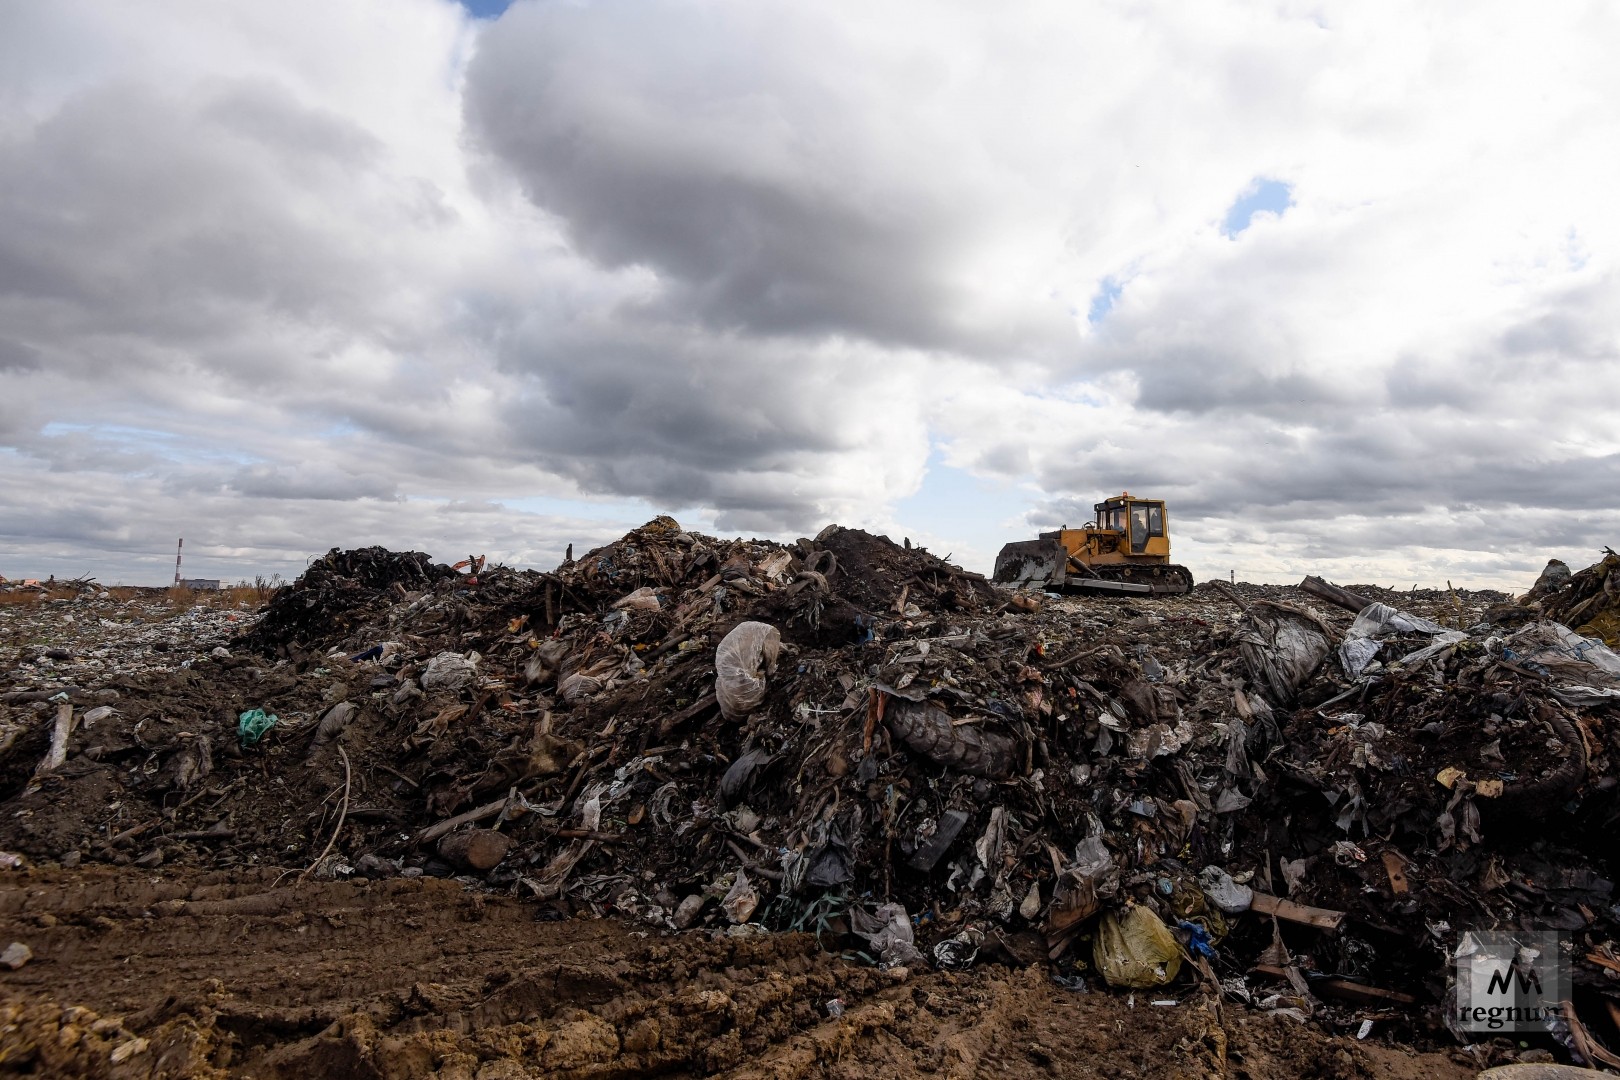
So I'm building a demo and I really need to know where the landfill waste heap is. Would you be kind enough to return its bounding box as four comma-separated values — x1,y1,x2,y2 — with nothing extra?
4,520,1620,1064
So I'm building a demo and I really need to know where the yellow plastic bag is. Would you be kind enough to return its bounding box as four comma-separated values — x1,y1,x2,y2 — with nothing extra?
1093,904,1182,988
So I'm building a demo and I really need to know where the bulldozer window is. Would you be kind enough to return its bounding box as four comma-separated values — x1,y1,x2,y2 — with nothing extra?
1147,505,1163,536
1129,504,1150,553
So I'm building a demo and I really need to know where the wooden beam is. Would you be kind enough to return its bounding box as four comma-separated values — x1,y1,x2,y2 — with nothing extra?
415,796,509,846
1299,576,1376,615
1313,978,1415,1007
657,691,717,738
1250,966,1415,1006
1249,892,1345,930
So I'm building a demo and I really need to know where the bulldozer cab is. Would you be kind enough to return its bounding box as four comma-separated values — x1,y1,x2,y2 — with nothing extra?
1094,495,1169,558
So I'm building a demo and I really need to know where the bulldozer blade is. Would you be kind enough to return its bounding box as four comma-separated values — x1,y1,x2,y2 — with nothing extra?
1057,578,1151,595
994,539,1068,586
995,539,1154,595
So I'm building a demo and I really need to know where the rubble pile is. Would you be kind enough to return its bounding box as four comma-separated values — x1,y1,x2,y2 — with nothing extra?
1526,549,1620,647
4,525,1620,1060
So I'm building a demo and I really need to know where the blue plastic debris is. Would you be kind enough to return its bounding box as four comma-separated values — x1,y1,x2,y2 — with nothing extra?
1178,920,1217,960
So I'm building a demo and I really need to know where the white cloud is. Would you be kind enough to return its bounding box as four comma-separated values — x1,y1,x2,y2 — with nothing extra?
1,0,1617,589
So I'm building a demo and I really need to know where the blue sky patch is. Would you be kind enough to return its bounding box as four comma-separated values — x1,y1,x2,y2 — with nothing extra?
1087,276,1122,324
458,0,512,19
894,447,1033,568
1222,178,1293,237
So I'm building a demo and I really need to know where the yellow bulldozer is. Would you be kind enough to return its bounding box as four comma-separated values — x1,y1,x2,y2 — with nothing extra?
993,493,1194,596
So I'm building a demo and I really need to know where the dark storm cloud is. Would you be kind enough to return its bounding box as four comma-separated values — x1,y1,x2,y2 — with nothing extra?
462,0,1072,357
0,78,419,370
1023,408,1620,546
498,325,842,462
478,314,923,531
0,339,41,372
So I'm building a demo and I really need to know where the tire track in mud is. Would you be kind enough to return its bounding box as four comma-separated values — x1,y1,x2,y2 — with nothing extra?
0,870,1477,1079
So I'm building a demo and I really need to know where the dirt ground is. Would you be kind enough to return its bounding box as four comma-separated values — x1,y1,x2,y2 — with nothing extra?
0,868,1479,1080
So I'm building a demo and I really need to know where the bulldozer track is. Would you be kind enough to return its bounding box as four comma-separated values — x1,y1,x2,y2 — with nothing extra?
1090,563,1194,596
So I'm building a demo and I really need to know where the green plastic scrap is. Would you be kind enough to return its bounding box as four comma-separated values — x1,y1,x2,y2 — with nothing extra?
238,708,278,745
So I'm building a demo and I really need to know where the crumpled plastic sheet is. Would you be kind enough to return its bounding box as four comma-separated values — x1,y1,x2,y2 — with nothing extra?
1046,835,1120,938
559,672,604,704
611,586,661,611
1198,865,1253,914
1178,920,1217,959
1235,603,1331,704
1339,602,1452,678
421,651,479,692
1500,621,1620,705
1386,630,1469,671
722,869,759,924
851,901,924,966
1093,904,1182,989
932,926,983,970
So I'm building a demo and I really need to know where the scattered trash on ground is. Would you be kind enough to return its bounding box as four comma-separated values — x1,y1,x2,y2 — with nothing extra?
4,524,1620,1074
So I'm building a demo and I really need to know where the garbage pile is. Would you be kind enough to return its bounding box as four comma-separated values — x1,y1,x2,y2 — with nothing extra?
4,525,1620,1057
0,586,246,687
1525,549,1620,647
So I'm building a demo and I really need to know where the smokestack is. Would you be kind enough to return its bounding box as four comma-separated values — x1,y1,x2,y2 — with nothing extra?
174,538,183,587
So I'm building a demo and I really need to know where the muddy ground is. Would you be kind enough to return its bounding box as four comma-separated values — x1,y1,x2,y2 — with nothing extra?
0,868,1476,1079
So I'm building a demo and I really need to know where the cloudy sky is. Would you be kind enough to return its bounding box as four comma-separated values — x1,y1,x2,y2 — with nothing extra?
2,1,1617,590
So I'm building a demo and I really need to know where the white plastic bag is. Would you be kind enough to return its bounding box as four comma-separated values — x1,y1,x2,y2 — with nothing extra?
851,901,924,966
612,586,661,611
559,672,603,704
715,621,781,720
1198,866,1254,914
421,651,478,692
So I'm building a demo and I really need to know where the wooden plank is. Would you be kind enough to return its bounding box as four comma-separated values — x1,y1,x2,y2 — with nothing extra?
1313,978,1416,1007
657,692,717,738
1381,851,1409,895
415,796,507,846
1251,965,1415,1006
1586,951,1620,975
1249,892,1345,930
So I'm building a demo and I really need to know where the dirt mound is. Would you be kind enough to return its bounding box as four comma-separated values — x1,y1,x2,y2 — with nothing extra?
243,547,456,656
807,525,998,617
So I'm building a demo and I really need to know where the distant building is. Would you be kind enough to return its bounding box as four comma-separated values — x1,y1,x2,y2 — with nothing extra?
178,578,221,590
